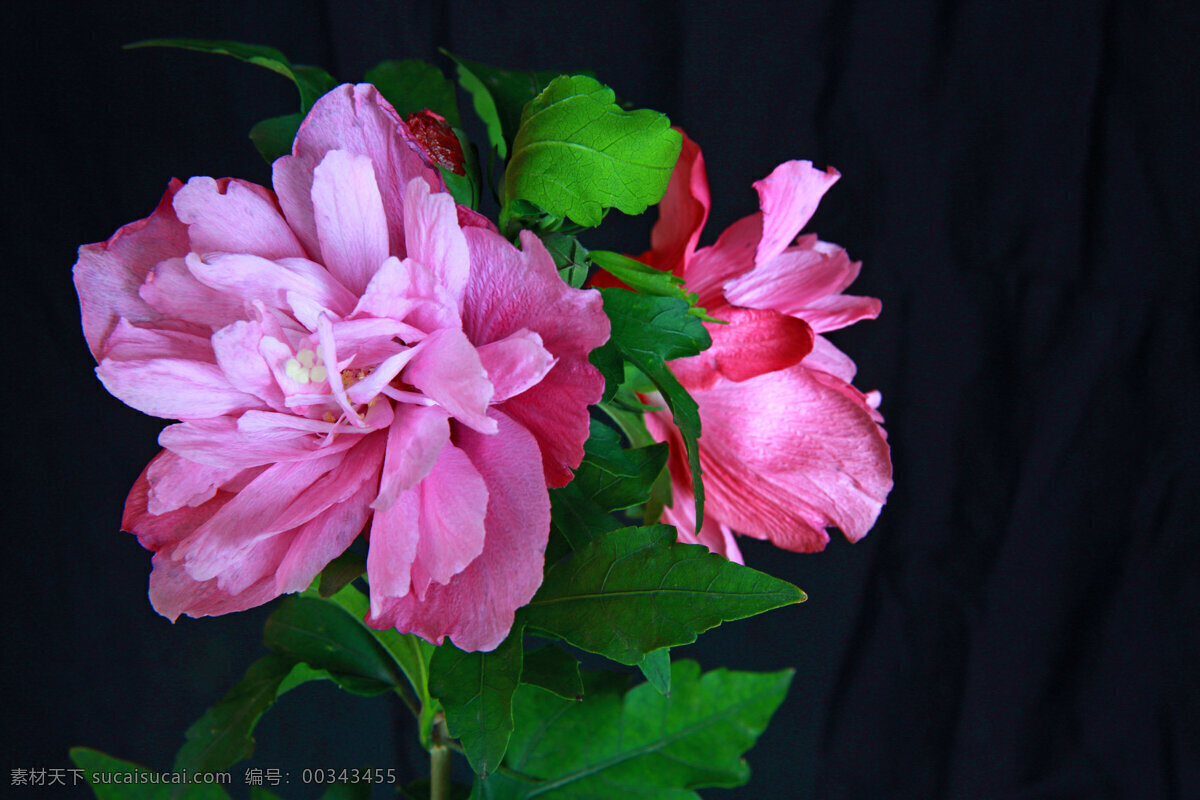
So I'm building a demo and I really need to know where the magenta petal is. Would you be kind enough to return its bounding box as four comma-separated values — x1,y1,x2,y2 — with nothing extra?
477,329,556,403
403,178,469,309
145,449,246,515
646,131,710,277
409,442,489,598
274,478,376,595
311,150,391,295
753,160,840,267
149,547,283,621
96,357,261,420
123,454,235,550
173,176,305,260
373,404,449,512
367,411,549,652
74,180,191,360
187,252,357,317
668,307,814,389
462,228,609,486
403,327,496,434
722,238,859,315
665,366,892,551
139,257,247,330
797,293,883,334
366,488,420,613
683,213,763,309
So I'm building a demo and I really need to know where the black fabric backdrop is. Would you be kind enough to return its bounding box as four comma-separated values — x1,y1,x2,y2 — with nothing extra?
4,1,1198,798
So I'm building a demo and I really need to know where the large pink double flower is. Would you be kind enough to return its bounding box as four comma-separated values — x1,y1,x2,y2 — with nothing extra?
74,84,609,651
640,134,892,562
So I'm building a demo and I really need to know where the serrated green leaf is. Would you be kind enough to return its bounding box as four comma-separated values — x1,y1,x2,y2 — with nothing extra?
503,75,681,228
69,748,230,800
524,526,805,665
446,53,562,159
600,288,710,528
520,645,584,700
587,339,623,403
498,661,794,799
364,59,461,125
173,655,326,774
429,629,524,776
638,648,671,695
248,113,302,163
264,596,402,696
125,39,335,112
550,421,668,549
318,551,366,598
589,251,685,298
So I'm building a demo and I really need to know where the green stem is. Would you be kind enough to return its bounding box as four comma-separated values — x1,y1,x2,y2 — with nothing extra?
430,715,452,800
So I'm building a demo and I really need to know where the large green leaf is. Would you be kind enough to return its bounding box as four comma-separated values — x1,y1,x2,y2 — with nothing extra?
550,421,667,549
363,59,461,125
490,661,793,799
446,54,562,158
429,630,524,776
599,288,711,527
523,526,805,665
172,655,327,774
126,39,335,112
637,648,671,696
69,748,230,800
264,595,402,695
520,644,583,701
248,113,303,163
503,75,681,228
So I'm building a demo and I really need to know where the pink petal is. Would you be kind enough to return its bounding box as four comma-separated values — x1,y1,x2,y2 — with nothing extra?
648,365,892,552
274,477,376,595
123,455,234,550
462,228,609,486
659,480,745,564
149,546,284,621
408,442,489,599
100,318,214,363
683,212,763,309
311,149,391,295
139,257,247,330
754,161,840,268
367,411,550,652
402,178,469,309
186,252,357,317
373,404,450,512
74,179,190,360
366,488,420,615
267,432,386,533
403,327,496,434
145,449,247,516
96,357,261,420
172,177,305,260
722,237,858,314
477,329,556,402
352,256,460,335
645,131,710,277
273,84,442,259
797,293,883,334
159,413,356,468
211,319,287,409
668,307,814,390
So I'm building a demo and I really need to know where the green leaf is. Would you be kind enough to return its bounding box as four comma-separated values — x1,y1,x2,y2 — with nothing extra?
363,59,461,126
318,551,366,598
173,655,325,774
446,53,562,158
549,421,667,549
69,748,230,800
588,251,686,299
520,644,584,700
440,129,482,210
587,339,623,403
248,113,303,163
638,648,671,695
125,39,335,112
429,629,524,776
600,288,711,527
499,661,794,799
524,525,805,665
503,75,682,228
541,232,590,288
264,596,403,695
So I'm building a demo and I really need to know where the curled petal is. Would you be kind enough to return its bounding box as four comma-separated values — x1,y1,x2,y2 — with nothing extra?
754,161,840,267
403,327,495,434
173,177,305,260
645,131,710,277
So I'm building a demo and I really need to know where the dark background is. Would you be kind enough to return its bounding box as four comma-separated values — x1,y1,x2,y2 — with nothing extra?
4,1,1198,798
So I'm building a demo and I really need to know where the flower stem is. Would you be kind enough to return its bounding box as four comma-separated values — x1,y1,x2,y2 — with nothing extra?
430,714,452,800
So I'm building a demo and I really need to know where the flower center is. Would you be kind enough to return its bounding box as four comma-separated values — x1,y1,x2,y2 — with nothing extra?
284,347,327,385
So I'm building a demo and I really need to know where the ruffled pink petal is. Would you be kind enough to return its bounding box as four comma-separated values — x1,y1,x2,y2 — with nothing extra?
123,455,235,550
172,177,306,260
273,477,376,595
462,228,609,486
477,329,556,403
366,488,420,615
408,442,489,599
96,357,261,420
683,213,762,309
100,318,214,363
159,417,358,469
273,83,441,259
186,252,357,317
722,236,858,314
402,327,496,434
645,131,710,277
649,365,892,552
373,404,450,512
139,257,247,330
796,293,883,334
149,546,284,621
211,319,288,409
266,433,386,533
668,307,814,390
367,411,550,652
402,178,469,309
753,161,840,268
311,150,391,295
74,179,190,360
145,449,247,516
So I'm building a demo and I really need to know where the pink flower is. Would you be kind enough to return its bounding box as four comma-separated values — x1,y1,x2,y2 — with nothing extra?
638,133,892,562
74,84,609,652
